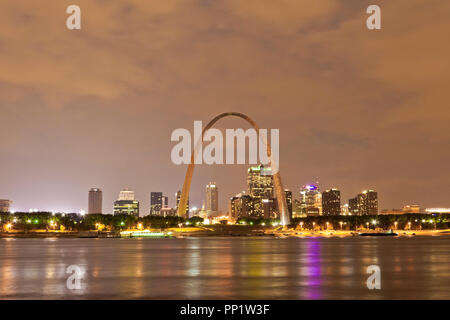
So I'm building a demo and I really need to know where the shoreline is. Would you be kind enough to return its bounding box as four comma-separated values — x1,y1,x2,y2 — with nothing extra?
1,228,449,239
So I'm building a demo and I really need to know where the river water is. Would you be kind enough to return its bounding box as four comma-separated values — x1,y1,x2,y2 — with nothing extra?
0,236,449,299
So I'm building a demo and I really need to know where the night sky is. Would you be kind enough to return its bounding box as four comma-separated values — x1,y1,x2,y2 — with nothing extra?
0,1,449,214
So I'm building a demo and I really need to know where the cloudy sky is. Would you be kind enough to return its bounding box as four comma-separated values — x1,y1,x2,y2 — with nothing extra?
0,0,449,214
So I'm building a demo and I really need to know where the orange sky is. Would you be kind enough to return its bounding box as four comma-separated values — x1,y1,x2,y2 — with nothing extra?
0,0,449,213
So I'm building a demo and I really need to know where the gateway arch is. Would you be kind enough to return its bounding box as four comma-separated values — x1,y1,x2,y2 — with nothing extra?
176,112,291,226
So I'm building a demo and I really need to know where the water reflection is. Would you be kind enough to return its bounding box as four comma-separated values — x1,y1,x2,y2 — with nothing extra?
0,236,449,299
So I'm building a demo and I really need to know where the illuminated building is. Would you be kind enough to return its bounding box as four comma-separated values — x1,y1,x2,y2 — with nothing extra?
299,184,321,216
349,197,358,215
402,205,421,213
230,193,254,219
114,200,139,217
206,182,219,213
247,165,275,217
380,209,403,215
322,188,341,216
118,188,135,201
163,196,169,208
284,189,293,217
88,188,102,214
0,199,12,213
425,208,450,214
114,189,139,217
176,190,189,215
292,199,303,218
150,192,163,215
357,190,378,215
341,204,349,215
247,165,273,198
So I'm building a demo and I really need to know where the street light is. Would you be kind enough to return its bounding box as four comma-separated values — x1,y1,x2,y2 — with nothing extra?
394,221,398,230
339,221,343,230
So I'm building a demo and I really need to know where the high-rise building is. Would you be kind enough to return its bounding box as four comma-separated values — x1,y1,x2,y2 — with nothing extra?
88,188,102,214
175,190,189,215
230,193,254,219
299,184,322,216
322,188,341,215
247,165,274,199
357,190,378,215
349,197,358,215
284,189,293,217
163,196,169,209
206,182,219,212
150,192,163,215
114,189,139,217
0,199,12,213
247,165,275,217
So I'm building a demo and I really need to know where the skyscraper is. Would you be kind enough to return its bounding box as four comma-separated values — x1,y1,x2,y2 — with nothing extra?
88,188,103,214
322,188,341,215
349,197,358,215
284,189,293,216
150,192,163,215
114,189,139,217
247,165,274,217
357,190,378,215
230,193,254,219
206,182,219,212
247,165,274,199
175,190,189,215
299,184,322,216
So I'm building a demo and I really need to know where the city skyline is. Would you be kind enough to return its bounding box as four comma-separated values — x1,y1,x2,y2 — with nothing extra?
1,1,449,214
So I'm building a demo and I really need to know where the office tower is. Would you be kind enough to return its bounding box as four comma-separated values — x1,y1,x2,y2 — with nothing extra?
357,190,378,215
0,199,12,213
299,184,321,216
247,165,274,199
88,188,103,214
284,189,293,217
322,188,341,215
292,199,303,218
163,196,169,209
118,188,135,201
206,182,219,212
230,193,254,219
247,165,274,217
175,190,189,215
114,189,139,217
349,197,358,215
150,192,163,215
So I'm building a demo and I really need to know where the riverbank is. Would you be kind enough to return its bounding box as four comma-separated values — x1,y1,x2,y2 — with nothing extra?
1,227,449,238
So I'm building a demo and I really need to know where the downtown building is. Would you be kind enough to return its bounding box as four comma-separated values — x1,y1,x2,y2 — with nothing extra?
298,184,322,216
150,192,163,215
348,190,378,215
205,182,219,214
322,188,341,216
0,199,12,213
230,165,278,220
247,165,276,219
114,188,139,217
88,188,103,214
175,190,189,216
